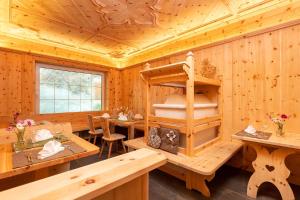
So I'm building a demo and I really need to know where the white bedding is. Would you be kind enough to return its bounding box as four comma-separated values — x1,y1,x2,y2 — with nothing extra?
153,94,218,119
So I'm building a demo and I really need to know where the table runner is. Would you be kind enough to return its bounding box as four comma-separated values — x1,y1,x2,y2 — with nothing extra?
12,141,86,169
235,131,272,140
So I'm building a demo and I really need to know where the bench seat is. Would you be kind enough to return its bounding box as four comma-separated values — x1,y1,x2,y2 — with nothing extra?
124,137,242,197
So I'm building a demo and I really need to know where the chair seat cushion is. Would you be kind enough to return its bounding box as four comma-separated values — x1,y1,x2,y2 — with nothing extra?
103,133,125,141
89,129,103,135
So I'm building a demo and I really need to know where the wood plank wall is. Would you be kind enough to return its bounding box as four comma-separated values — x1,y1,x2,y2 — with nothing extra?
120,23,300,184
0,49,121,130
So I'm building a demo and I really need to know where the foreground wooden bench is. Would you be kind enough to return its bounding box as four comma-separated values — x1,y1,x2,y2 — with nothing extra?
125,137,242,197
0,148,167,200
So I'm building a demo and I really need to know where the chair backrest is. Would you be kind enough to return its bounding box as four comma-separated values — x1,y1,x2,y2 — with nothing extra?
98,117,111,139
87,115,96,133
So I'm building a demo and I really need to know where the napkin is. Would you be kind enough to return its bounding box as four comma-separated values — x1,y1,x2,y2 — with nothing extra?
244,125,256,135
38,140,65,159
32,129,53,143
102,113,110,118
118,115,128,121
134,114,143,120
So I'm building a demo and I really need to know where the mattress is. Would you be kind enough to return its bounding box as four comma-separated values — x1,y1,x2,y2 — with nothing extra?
153,94,218,119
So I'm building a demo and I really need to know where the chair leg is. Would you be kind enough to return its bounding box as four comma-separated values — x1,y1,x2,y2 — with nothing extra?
88,135,91,142
93,135,97,145
121,139,127,153
99,140,105,159
108,142,113,159
99,136,103,146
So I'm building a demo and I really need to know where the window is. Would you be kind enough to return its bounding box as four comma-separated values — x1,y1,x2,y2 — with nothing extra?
37,63,105,114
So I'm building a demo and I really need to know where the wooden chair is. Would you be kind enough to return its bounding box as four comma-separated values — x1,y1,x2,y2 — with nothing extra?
98,117,127,159
87,114,103,145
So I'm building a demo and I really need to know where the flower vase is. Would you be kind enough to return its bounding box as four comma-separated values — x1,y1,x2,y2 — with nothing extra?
276,124,284,136
14,127,26,152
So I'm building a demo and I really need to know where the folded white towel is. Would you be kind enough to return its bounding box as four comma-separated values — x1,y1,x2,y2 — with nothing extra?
244,125,256,135
38,140,65,159
102,113,110,118
32,129,53,143
118,115,128,121
134,114,143,120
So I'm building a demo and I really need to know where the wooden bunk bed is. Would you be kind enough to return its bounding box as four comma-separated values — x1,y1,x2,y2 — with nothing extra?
124,51,242,197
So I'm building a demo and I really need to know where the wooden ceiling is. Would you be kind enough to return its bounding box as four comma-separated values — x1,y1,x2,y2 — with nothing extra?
0,0,299,67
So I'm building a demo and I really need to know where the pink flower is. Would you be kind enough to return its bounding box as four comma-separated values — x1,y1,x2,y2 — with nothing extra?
17,120,24,125
281,114,288,119
24,119,35,126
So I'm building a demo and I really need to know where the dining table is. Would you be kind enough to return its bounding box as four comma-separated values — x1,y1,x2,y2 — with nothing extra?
94,116,144,140
0,122,99,191
233,131,300,200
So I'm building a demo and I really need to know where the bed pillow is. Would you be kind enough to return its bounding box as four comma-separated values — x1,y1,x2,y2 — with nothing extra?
160,128,180,154
147,127,161,149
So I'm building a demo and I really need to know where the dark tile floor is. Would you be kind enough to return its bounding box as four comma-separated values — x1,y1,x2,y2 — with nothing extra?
71,148,300,200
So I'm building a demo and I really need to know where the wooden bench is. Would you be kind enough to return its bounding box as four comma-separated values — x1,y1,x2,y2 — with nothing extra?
0,149,167,200
124,137,242,197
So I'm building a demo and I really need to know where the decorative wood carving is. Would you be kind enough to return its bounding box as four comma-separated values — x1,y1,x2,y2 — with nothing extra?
200,59,216,79
0,0,300,67
91,0,160,25
4,0,280,62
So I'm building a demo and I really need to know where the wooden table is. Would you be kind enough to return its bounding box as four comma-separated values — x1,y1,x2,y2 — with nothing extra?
0,148,167,200
94,117,144,140
233,131,300,200
0,122,99,191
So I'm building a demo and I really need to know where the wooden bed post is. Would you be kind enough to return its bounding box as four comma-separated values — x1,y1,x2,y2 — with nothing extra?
185,51,195,156
143,63,151,142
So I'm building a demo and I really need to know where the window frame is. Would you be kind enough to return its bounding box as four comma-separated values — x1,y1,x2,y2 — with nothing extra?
36,62,106,115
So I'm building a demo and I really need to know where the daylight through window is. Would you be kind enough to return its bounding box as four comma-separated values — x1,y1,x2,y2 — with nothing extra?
37,63,104,114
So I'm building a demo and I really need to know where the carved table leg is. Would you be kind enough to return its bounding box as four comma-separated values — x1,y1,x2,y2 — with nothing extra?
247,143,295,200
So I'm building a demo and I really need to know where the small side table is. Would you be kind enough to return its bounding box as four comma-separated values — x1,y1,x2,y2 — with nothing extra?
233,131,300,200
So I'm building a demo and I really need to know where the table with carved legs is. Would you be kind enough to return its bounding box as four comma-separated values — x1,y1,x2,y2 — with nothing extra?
233,132,300,200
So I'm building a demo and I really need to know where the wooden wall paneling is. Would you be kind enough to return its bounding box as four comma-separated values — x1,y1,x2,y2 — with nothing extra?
107,68,122,111
21,55,35,116
232,39,248,133
281,24,300,133
246,35,265,130
263,30,281,131
0,51,7,117
6,52,22,116
221,43,233,141
132,66,145,114
253,35,265,130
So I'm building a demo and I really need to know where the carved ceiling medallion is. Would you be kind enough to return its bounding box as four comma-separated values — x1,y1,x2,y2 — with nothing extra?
91,0,160,25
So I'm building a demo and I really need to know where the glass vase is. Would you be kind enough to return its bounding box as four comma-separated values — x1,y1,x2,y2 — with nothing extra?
276,124,284,137
14,128,26,152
